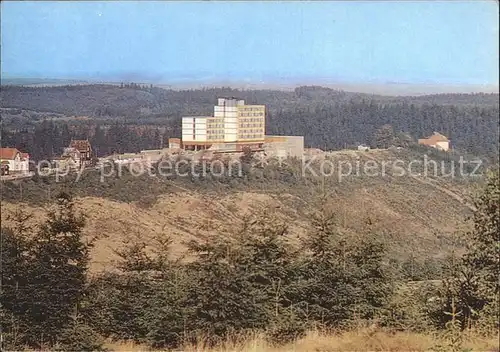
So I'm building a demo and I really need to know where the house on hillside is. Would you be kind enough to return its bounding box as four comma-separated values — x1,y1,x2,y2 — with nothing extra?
68,139,93,166
168,138,181,149
418,132,450,151
0,147,30,175
53,147,82,170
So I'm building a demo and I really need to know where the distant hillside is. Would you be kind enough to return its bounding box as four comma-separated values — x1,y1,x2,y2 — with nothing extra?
1,84,498,117
1,84,498,158
0,77,90,86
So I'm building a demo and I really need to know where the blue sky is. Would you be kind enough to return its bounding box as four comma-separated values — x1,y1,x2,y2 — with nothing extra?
1,1,498,85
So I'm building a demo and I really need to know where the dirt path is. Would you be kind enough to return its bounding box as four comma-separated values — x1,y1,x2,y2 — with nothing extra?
408,175,476,212
361,151,477,212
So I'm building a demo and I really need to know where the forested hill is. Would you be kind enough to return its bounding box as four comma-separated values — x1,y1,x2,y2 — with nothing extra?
1,84,498,117
1,84,498,159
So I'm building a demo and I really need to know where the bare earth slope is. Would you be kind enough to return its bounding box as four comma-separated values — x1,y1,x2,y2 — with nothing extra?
1,149,479,272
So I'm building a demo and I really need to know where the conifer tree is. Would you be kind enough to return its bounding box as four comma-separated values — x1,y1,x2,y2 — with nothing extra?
184,211,296,345
463,170,499,297
24,192,92,346
444,170,500,330
1,193,98,349
297,203,392,326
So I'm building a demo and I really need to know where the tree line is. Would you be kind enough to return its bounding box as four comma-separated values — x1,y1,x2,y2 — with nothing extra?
1,84,498,159
1,172,498,350
0,120,180,161
266,100,499,158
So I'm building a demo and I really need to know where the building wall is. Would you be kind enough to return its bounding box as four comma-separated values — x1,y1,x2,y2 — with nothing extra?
418,139,450,152
195,117,207,142
18,159,29,173
214,104,238,143
206,117,225,142
3,160,16,173
182,116,209,142
182,98,267,149
237,105,265,142
1,153,30,173
265,136,287,143
264,135,304,158
168,138,181,149
54,157,79,170
435,141,450,151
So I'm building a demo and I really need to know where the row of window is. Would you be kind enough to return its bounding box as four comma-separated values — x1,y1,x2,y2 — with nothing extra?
239,123,263,128
239,117,264,123
208,135,224,140
207,129,225,134
239,129,263,134
239,107,263,112
207,126,263,133
239,134,264,139
239,112,264,117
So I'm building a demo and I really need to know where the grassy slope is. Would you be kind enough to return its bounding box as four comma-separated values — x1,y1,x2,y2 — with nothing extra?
106,328,499,352
0,149,484,272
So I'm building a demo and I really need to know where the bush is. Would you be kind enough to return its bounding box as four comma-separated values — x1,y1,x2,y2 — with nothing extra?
266,311,308,345
55,320,106,352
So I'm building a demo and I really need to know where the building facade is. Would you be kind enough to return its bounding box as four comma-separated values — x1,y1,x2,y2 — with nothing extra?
0,148,30,175
181,98,265,151
57,147,82,169
264,136,304,158
69,139,93,165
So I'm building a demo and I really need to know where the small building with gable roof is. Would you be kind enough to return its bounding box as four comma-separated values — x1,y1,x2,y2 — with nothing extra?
0,147,30,175
418,132,450,151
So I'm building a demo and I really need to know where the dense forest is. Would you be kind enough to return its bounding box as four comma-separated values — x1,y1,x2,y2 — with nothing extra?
0,119,176,161
1,84,498,160
1,172,498,350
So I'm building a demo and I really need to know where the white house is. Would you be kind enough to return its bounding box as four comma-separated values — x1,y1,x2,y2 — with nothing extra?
61,147,82,169
418,132,450,152
0,148,30,175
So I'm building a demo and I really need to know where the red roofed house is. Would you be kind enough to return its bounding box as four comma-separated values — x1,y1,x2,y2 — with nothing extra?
418,132,450,152
0,148,30,175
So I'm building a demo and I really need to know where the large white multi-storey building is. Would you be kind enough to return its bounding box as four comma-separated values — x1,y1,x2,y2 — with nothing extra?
181,98,265,151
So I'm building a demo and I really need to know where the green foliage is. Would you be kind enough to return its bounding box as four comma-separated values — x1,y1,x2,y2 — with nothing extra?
54,318,106,352
373,124,396,148
84,272,154,341
185,237,261,343
474,299,500,337
184,212,296,345
431,299,465,352
379,282,441,332
0,212,32,350
394,131,416,148
398,256,445,281
439,170,499,330
293,204,393,327
2,85,499,160
25,192,91,344
83,234,186,348
3,177,497,350
266,309,308,345
0,192,95,349
463,170,500,297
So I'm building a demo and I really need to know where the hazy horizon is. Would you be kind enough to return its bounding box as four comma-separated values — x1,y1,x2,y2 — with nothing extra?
2,75,498,96
1,1,498,91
